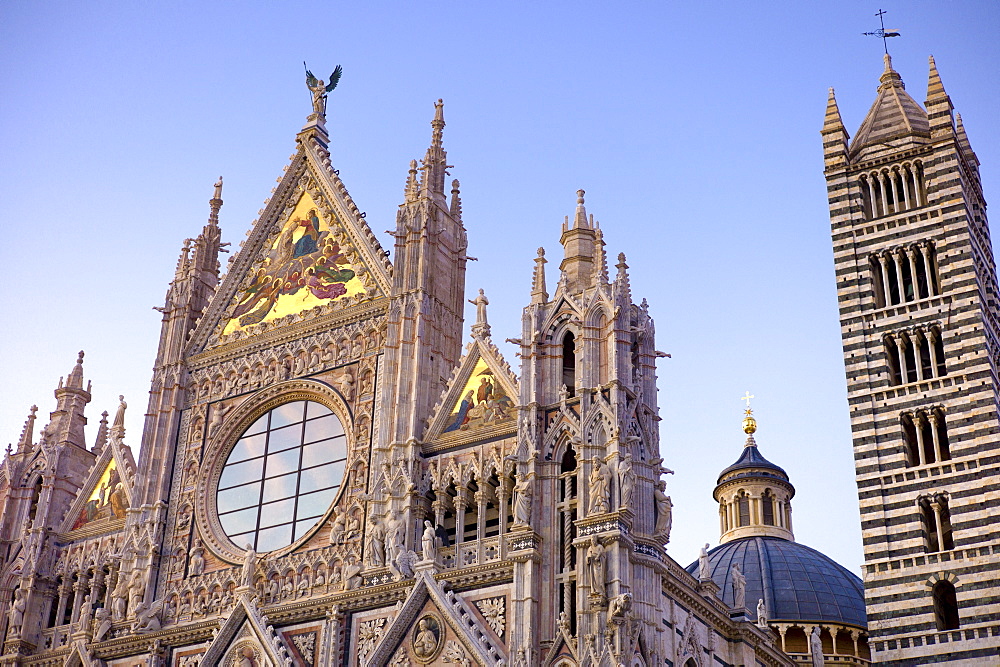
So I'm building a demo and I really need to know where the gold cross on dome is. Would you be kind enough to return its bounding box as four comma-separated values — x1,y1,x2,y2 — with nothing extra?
740,391,754,410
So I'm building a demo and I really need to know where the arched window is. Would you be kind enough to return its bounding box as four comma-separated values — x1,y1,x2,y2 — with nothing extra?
933,408,951,461
932,580,960,630
737,492,750,527
562,332,576,397
870,255,887,308
884,335,901,385
920,494,954,552
901,413,920,466
761,491,775,526
932,328,947,377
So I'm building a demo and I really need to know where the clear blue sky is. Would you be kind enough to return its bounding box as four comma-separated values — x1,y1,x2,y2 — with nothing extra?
1,1,997,574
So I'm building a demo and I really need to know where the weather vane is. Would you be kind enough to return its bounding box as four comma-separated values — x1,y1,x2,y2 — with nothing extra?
862,9,900,54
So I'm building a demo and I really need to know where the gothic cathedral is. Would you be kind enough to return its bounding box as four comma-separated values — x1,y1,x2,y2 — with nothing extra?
0,52,994,667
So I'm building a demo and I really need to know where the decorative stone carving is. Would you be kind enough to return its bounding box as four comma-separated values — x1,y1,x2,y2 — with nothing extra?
411,614,443,662
473,596,506,639
357,617,386,664
290,632,316,665
441,639,470,666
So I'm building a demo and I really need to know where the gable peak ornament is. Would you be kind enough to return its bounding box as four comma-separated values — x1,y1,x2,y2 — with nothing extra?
304,62,343,121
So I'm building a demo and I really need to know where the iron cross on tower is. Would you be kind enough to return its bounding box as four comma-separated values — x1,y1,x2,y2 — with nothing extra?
862,9,900,54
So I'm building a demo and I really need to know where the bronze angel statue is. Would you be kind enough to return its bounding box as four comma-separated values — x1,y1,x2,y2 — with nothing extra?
305,62,343,117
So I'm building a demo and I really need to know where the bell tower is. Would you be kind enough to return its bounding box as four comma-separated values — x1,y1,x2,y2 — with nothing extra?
823,55,1000,663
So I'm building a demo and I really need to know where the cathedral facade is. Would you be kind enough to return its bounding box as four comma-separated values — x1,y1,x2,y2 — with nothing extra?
0,52,993,667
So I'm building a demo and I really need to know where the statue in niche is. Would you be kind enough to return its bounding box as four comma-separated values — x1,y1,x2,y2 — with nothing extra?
421,520,437,561
7,588,25,638
586,537,607,598
512,473,533,527
127,569,146,615
384,511,403,563
329,512,347,545
112,576,128,620
189,544,205,575
731,561,747,610
366,515,386,567
618,450,635,508
589,458,611,514
78,594,93,633
653,480,672,537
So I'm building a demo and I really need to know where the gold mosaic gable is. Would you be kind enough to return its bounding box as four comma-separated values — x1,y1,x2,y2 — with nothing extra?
191,127,393,354
221,190,366,336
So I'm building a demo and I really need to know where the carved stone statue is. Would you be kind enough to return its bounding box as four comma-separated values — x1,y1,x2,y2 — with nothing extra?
512,473,533,527
384,511,403,563
366,516,387,567
304,63,343,118
609,592,632,620
421,520,437,561
241,545,257,589
618,451,634,508
653,480,672,537
78,594,94,634
586,537,607,598
127,569,146,615
757,598,767,627
7,588,25,638
731,561,747,610
810,626,824,667
698,543,711,580
133,599,163,633
189,545,205,576
329,512,347,545
94,607,112,642
588,458,611,514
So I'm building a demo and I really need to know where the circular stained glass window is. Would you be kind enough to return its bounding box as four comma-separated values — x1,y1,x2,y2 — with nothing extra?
216,400,347,552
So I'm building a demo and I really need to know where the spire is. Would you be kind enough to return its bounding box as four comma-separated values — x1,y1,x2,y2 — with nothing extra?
66,351,86,390
821,87,849,166
404,159,419,202
925,55,955,139
15,405,37,454
593,226,609,285
531,247,549,304
926,55,948,102
849,54,929,158
955,113,980,168
450,179,463,221
419,99,448,198
93,410,109,454
613,252,631,304
573,189,591,230
469,288,491,339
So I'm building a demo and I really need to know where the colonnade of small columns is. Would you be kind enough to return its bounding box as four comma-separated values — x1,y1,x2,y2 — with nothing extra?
883,325,947,386
859,161,926,220
869,242,938,308
772,622,871,663
718,489,793,538
899,407,950,466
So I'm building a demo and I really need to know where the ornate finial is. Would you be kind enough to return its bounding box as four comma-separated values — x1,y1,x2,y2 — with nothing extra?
304,62,343,120
450,179,463,220
67,351,86,389
741,392,757,436
577,189,585,205
531,248,548,303
573,189,590,229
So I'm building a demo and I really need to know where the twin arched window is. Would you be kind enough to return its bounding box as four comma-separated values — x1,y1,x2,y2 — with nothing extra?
901,408,950,466
884,326,947,385
870,242,939,309
859,161,926,219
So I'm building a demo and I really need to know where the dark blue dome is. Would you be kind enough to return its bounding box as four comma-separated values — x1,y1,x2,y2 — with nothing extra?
717,444,789,484
685,536,867,628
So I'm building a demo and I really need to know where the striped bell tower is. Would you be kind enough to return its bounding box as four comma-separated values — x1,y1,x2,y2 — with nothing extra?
823,54,1000,664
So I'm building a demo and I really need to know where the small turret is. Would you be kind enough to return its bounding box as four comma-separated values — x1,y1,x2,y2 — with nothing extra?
925,55,955,139
558,190,597,294
15,405,37,455
821,87,849,167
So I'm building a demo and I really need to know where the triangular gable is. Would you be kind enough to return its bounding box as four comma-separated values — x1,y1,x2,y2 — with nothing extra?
365,569,505,666
60,435,135,534
425,336,519,448
64,639,100,667
200,592,293,667
189,125,392,353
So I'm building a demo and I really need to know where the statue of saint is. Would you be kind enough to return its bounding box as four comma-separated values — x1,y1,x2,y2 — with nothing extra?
810,626,824,667
366,516,386,567
757,598,768,627
242,545,257,589
7,589,25,637
698,543,711,580
653,480,672,537
421,520,437,561
731,561,747,610
512,473,533,527
618,451,634,508
588,459,611,514
586,537,607,598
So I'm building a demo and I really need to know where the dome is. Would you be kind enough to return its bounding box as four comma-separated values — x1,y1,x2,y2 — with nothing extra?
685,536,867,629
716,442,789,484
